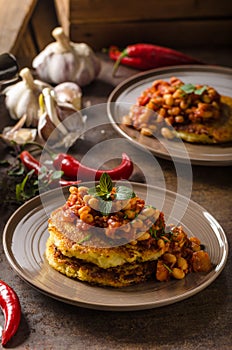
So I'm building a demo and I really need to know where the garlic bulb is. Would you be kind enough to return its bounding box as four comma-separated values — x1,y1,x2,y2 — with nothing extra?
32,27,101,87
1,114,37,145
54,82,82,110
3,67,50,127
38,87,86,149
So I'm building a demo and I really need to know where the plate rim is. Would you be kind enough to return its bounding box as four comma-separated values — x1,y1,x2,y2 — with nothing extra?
107,64,232,166
3,183,229,311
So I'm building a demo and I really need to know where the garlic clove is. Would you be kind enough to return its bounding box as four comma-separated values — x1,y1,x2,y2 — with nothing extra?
54,82,82,110
38,87,86,150
1,115,37,145
1,128,37,145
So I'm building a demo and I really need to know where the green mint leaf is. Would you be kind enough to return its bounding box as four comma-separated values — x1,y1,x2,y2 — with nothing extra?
99,173,112,193
180,84,195,94
115,186,135,200
180,84,208,96
99,199,112,216
194,85,207,95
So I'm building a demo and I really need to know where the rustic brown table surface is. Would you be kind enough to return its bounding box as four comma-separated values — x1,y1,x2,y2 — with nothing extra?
0,49,232,349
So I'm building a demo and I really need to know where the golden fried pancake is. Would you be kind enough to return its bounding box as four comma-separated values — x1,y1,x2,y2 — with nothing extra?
46,238,157,287
175,97,232,143
48,207,165,269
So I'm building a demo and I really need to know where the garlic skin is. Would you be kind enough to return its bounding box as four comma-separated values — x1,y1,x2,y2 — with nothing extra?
54,82,82,110
3,68,50,127
38,87,86,150
0,114,37,145
32,27,101,87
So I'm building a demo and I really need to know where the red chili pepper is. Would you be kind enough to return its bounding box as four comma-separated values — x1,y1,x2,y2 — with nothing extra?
19,151,81,187
109,44,203,75
19,150,41,175
0,280,21,346
53,152,134,181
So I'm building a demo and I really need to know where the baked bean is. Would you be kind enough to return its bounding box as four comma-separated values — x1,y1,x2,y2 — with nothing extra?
172,268,185,279
164,253,177,264
161,127,175,139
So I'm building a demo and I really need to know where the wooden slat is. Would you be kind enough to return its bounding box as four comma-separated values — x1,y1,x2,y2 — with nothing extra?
0,0,38,54
69,19,232,50
16,27,38,68
31,0,59,51
56,0,232,22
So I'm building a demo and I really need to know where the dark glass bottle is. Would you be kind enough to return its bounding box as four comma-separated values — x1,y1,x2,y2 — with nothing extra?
0,53,19,85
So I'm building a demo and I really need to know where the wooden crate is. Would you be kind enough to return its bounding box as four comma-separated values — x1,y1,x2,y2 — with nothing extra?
0,0,58,68
54,0,232,50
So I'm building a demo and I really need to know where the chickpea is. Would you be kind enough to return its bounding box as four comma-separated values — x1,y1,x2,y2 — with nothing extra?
137,232,151,241
124,209,136,219
142,206,156,217
164,253,177,264
83,194,92,204
161,127,175,140
159,108,166,117
168,106,181,116
141,127,153,136
175,115,184,123
78,205,91,216
157,239,165,249
138,112,151,124
173,89,183,99
80,213,94,224
177,257,188,271
163,94,174,106
172,268,185,280
88,197,99,210
180,100,189,110
202,94,211,103
78,186,89,197
69,186,78,194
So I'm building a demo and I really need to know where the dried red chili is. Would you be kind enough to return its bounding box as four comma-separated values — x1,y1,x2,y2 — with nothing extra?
0,280,21,346
53,152,134,181
109,44,203,75
19,151,81,187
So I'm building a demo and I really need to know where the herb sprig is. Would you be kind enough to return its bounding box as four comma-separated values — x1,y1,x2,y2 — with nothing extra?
88,173,135,215
180,84,207,95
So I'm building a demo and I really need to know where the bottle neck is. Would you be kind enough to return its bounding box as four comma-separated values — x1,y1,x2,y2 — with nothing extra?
0,53,19,84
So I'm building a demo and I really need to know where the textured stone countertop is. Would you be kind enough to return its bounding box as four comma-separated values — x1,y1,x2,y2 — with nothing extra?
0,49,231,349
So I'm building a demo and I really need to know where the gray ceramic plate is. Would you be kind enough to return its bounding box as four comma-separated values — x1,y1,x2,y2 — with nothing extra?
107,65,232,166
3,183,228,311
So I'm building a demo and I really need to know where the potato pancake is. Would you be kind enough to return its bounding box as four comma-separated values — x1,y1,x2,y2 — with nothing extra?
45,176,212,287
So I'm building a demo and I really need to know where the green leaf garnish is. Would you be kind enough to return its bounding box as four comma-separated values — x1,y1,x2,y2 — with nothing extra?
163,263,173,273
88,173,113,199
180,84,207,95
88,173,135,216
99,172,113,192
99,200,112,216
180,83,195,94
115,185,135,201
194,86,207,95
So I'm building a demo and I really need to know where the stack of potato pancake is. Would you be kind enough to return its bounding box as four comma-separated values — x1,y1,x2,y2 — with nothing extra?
46,179,212,287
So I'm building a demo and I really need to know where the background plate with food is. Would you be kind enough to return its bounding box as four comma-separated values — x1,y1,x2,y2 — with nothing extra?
3,183,228,311
107,65,232,165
